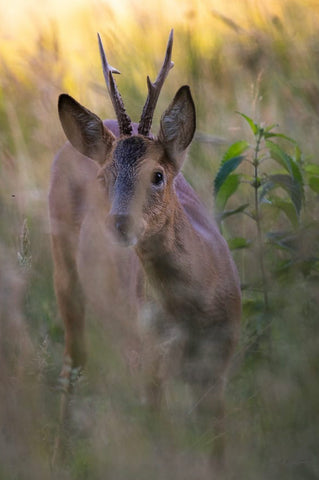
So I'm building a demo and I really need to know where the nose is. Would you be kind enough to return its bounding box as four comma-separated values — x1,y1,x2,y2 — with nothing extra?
113,214,131,238
107,214,138,246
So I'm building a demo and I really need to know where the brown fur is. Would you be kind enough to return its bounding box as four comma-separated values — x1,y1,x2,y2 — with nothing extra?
49,86,241,467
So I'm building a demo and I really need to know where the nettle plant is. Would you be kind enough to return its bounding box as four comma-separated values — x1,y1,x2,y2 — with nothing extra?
214,113,318,331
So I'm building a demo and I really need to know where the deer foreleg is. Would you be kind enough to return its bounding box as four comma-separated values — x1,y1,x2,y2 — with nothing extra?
51,234,86,384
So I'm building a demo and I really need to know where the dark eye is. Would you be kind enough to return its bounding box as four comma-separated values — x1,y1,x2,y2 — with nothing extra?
152,171,164,186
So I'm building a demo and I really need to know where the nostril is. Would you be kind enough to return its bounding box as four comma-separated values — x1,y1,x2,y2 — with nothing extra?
107,214,138,246
113,215,130,237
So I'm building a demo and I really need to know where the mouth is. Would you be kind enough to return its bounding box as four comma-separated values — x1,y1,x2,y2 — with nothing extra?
115,232,138,247
106,215,145,248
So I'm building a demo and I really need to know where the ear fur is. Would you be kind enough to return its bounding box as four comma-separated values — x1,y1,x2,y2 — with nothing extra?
58,94,115,164
158,85,196,170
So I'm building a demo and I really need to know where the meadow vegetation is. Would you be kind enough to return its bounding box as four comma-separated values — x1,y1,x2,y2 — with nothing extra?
0,0,319,478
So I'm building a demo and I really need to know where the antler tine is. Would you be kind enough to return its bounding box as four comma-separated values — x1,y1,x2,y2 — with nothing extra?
97,33,132,136
138,29,174,137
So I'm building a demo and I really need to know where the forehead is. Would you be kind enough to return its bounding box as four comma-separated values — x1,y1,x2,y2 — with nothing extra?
113,136,148,168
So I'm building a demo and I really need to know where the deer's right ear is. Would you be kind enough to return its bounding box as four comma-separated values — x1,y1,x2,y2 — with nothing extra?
58,94,115,165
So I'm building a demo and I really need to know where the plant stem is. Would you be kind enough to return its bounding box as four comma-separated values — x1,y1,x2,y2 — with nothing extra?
253,130,269,313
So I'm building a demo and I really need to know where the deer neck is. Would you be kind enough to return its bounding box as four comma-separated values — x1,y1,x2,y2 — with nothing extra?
136,194,191,287
135,192,211,325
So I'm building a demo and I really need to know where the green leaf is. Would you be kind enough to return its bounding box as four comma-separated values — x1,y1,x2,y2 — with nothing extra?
295,145,302,164
228,237,251,250
266,231,297,252
260,174,303,214
242,298,265,316
305,163,319,176
259,174,290,200
222,140,250,164
237,112,258,135
264,123,279,133
266,140,304,212
266,140,303,184
219,203,249,221
264,132,297,144
270,196,299,228
309,176,319,193
214,156,245,195
215,174,240,211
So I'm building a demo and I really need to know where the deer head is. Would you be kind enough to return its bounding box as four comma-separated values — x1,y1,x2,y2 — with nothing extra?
58,31,196,246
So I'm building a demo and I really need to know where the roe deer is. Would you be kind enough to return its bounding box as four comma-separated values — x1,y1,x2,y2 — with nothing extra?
49,30,241,465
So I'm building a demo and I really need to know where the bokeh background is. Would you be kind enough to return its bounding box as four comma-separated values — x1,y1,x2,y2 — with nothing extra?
1,0,319,479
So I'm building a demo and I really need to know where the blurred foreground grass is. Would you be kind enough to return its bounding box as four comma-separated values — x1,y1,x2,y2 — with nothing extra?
0,0,319,478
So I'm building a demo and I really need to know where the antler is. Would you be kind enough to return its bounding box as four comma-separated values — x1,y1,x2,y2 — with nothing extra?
97,33,132,136
138,29,174,137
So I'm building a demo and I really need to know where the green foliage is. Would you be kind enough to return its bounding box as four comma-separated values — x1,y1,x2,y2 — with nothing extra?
214,115,305,232
1,2,319,479
236,112,259,135
215,173,241,211
214,112,319,347
306,163,319,193
215,111,305,234
214,141,250,212
228,236,251,250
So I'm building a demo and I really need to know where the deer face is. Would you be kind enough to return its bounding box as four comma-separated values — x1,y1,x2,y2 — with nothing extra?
99,136,177,246
58,86,196,247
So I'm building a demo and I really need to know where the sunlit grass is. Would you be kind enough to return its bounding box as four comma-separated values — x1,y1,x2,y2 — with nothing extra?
1,0,319,478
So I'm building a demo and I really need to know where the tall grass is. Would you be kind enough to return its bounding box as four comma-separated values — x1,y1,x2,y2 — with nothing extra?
0,0,319,478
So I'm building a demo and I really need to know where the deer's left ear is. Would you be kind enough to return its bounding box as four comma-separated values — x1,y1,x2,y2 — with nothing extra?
158,85,196,171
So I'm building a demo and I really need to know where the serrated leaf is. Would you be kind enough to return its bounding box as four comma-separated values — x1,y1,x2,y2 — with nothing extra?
259,175,291,200
228,237,251,250
270,196,299,228
214,156,245,195
266,140,303,184
266,141,304,212
215,174,240,211
264,132,297,144
222,140,250,164
259,174,303,215
309,176,319,193
237,112,258,135
219,203,249,221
